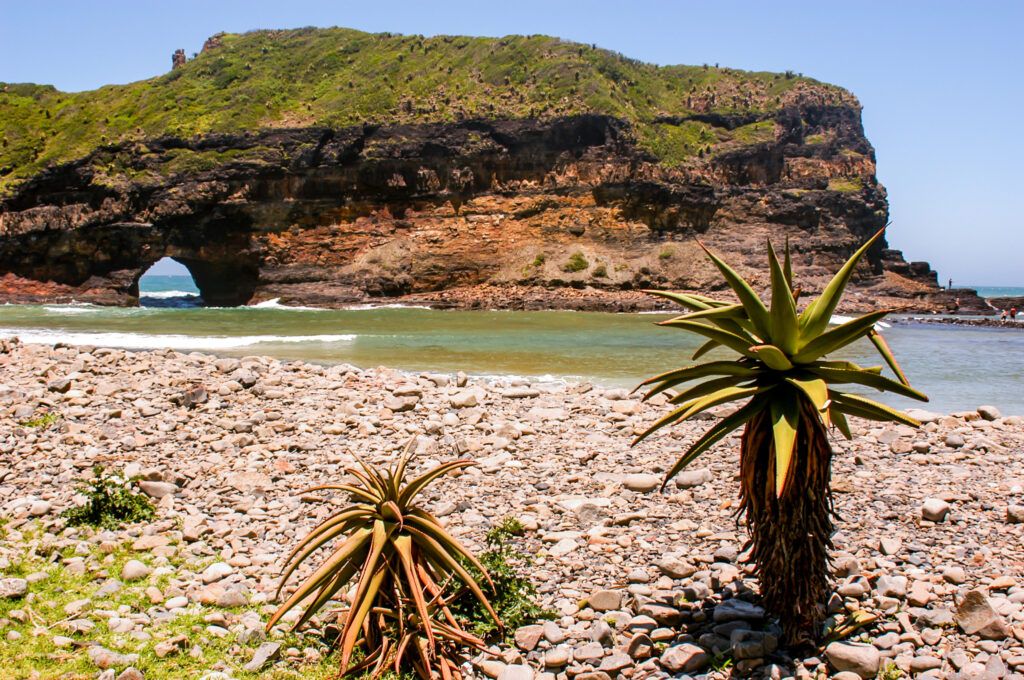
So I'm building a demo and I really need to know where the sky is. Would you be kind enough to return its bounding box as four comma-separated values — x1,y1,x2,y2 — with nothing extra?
3,1,1022,285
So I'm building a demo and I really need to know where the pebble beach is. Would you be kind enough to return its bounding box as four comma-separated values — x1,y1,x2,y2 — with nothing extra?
1,337,1023,680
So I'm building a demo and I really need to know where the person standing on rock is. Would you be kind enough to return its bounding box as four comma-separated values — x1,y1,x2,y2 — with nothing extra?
948,277,953,289
1001,309,1009,322
1012,307,1018,321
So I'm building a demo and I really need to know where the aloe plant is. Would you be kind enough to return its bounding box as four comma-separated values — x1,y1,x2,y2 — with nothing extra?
269,440,500,680
634,229,927,646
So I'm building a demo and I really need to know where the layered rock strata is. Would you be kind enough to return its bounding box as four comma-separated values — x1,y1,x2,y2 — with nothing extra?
0,111,974,311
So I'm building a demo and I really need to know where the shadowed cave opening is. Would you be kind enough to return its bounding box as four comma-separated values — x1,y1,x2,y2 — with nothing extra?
137,257,203,308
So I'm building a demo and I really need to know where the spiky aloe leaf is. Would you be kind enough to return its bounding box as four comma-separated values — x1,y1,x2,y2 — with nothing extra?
658,319,760,357
867,329,910,386
698,241,772,339
792,310,890,363
655,394,769,480
767,241,798,354
635,361,759,401
770,397,800,497
798,228,886,340
748,344,794,371
807,365,927,402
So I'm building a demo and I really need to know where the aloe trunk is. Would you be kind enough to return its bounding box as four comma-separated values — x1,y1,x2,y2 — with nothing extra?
740,397,833,646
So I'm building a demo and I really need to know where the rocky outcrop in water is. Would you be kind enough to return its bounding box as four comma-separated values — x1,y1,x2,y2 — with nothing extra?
0,109,975,311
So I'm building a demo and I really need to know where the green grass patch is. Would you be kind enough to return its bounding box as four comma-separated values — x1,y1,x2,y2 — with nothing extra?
562,252,589,273
827,177,864,193
18,412,59,428
450,518,554,643
60,466,157,530
0,520,341,679
0,27,851,195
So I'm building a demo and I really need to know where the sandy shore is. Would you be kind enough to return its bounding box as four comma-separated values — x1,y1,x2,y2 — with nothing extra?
1,337,1023,680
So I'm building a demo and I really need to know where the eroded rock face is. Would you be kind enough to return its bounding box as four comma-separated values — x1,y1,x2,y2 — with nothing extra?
0,111,969,310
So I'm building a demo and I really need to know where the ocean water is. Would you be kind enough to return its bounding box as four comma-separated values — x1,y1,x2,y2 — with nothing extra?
971,286,1024,299
1,273,1022,416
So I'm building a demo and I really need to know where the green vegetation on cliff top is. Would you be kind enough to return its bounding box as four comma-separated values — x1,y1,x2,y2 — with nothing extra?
0,27,854,193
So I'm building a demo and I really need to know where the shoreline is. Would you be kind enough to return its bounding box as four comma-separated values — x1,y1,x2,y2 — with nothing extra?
1,337,1023,678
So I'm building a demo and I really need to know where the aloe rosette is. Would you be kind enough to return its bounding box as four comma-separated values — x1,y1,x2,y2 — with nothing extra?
269,440,500,680
633,229,927,645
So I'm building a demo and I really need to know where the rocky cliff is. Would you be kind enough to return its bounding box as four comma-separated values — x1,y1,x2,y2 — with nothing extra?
0,29,975,311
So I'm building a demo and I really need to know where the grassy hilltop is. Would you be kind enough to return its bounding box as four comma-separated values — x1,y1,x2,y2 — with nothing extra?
0,27,855,194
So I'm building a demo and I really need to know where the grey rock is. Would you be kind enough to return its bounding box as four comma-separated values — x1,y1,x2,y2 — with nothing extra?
138,481,177,499
450,390,479,408
674,468,712,489
47,378,72,393
921,498,951,522
575,502,609,524
88,646,140,670
588,589,622,612
1007,505,1024,523
655,555,696,579
543,646,571,667
730,629,778,660
627,633,654,660
514,624,544,652
978,405,1002,420
542,620,565,644
215,589,247,608
0,578,27,599
824,642,880,679
115,669,144,680
623,473,661,492
875,574,908,599
497,664,534,680
573,642,604,663
637,602,683,625
590,619,615,646
597,652,632,673
944,432,966,448
660,643,709,674
503,387,540,399
955,589,1011,639
243,642,281,672
713,599,765,623
120,560,151,582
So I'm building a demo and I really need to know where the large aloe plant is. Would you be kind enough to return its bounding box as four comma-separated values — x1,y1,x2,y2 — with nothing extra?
268,440,500,680
634,229,927,646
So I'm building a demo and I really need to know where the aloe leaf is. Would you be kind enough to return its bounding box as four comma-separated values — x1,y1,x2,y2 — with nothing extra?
303,482,380,506
339,564,388,670
697,242,772,339
659,319,760,358
783,236,794,290
806,365,928,401
785,376,830,411
830,391,921,427
770,397,800,497
792,310,890,363
394,534,435,651
868,329,911,386
830,408,853,439
658,394,768,481
405,523,500,626
642,290,716,311
405,511,495,591
767,241,799,354
268,526,372,629
633,385,765,443
638,362,759,401
748,344,794,371
399,460,475,507
798,228,886,339
668,374,756,405
692,339,720,360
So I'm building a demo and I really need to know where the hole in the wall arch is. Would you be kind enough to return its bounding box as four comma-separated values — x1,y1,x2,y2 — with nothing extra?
137,257,203,308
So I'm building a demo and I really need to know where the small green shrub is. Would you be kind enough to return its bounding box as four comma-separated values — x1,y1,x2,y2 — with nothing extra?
532,253,547,267
659,249,673,260
452,517,554,642
563,252,589,272
592,264,607,277
61,466,156,529
19,411,60,428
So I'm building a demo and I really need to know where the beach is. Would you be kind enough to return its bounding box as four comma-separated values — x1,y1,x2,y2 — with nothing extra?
1,337,1023,679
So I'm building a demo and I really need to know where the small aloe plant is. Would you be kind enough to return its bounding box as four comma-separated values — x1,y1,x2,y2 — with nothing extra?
634,229,927,646
269,440,500,680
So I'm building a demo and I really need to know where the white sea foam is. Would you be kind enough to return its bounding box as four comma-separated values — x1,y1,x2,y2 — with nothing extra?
249,298,326,311
139,290,200,299
42,304,103,314
0,328,356,351
343,303,435,311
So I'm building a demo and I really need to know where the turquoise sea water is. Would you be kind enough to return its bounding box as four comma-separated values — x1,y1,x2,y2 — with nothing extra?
971,286,1024,299
0,275,1022,415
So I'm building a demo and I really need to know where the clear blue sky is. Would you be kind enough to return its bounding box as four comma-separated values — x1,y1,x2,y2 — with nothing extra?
3,1,1022,285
